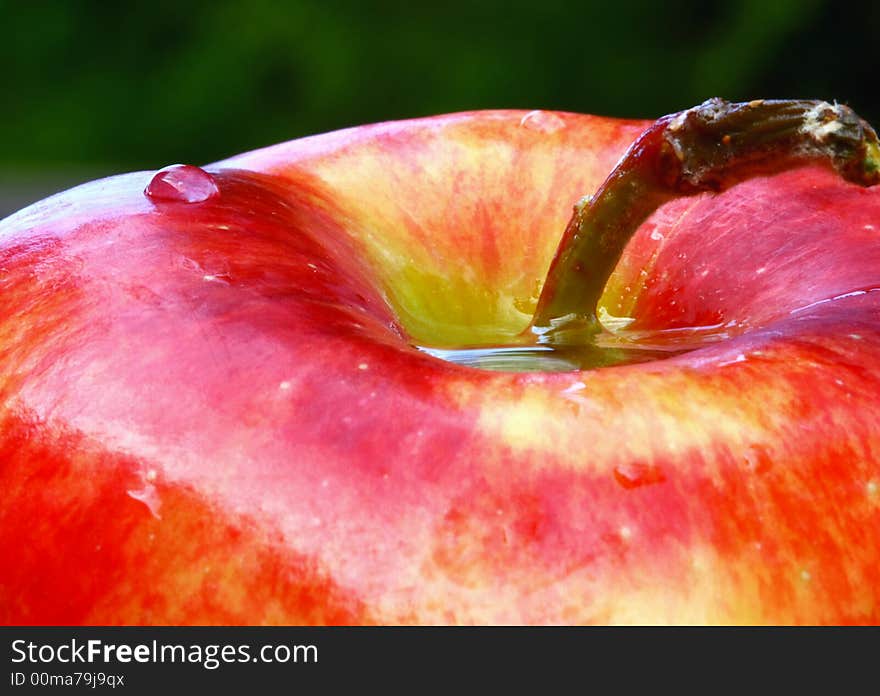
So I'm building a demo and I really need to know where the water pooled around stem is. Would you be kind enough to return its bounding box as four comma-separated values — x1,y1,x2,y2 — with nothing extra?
417,338,691,372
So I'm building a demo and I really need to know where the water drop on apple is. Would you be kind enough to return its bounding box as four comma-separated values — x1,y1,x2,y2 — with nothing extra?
613,462,666,489
743,445,773,474
519,110,566,134
126,484,162,519
145,164,219,203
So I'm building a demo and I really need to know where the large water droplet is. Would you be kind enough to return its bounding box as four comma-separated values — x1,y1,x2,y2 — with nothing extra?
520,110,566,134
145,164,219,203
613,462,666,489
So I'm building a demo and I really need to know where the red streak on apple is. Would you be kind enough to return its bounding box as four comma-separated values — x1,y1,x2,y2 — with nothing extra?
1,110,879,624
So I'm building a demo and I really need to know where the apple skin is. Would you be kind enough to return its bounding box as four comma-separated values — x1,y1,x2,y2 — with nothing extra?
1,110,880,625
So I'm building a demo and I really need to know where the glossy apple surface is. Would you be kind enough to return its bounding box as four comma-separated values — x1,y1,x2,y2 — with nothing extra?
1,109,879,624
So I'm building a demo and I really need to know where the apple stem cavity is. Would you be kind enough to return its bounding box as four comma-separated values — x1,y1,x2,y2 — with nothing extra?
532,98,880,346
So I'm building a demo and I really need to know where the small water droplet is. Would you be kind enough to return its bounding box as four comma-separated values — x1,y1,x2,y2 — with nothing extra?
520,110,566,133
513,295,538,314
743,445,772,474
650,230,664,241
127,483,162,519
613,462,666,489
573,195,593,214
718,353,747,366
145,164,219,203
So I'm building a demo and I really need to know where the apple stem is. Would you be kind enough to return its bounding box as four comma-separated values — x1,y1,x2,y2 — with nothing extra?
531,98,880,345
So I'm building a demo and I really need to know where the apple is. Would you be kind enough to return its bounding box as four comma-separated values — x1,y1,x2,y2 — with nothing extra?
1,99,880,625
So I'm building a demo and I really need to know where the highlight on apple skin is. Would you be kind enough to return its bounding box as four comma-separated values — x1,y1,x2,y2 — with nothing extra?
1,101,879,625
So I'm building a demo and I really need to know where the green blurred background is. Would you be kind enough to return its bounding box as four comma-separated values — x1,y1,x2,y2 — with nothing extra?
3,0,878,217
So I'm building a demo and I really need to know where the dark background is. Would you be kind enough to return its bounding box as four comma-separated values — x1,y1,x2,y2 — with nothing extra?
2,0,878,217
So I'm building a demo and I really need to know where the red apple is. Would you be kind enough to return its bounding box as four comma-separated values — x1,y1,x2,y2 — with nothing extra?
1,102,879,625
